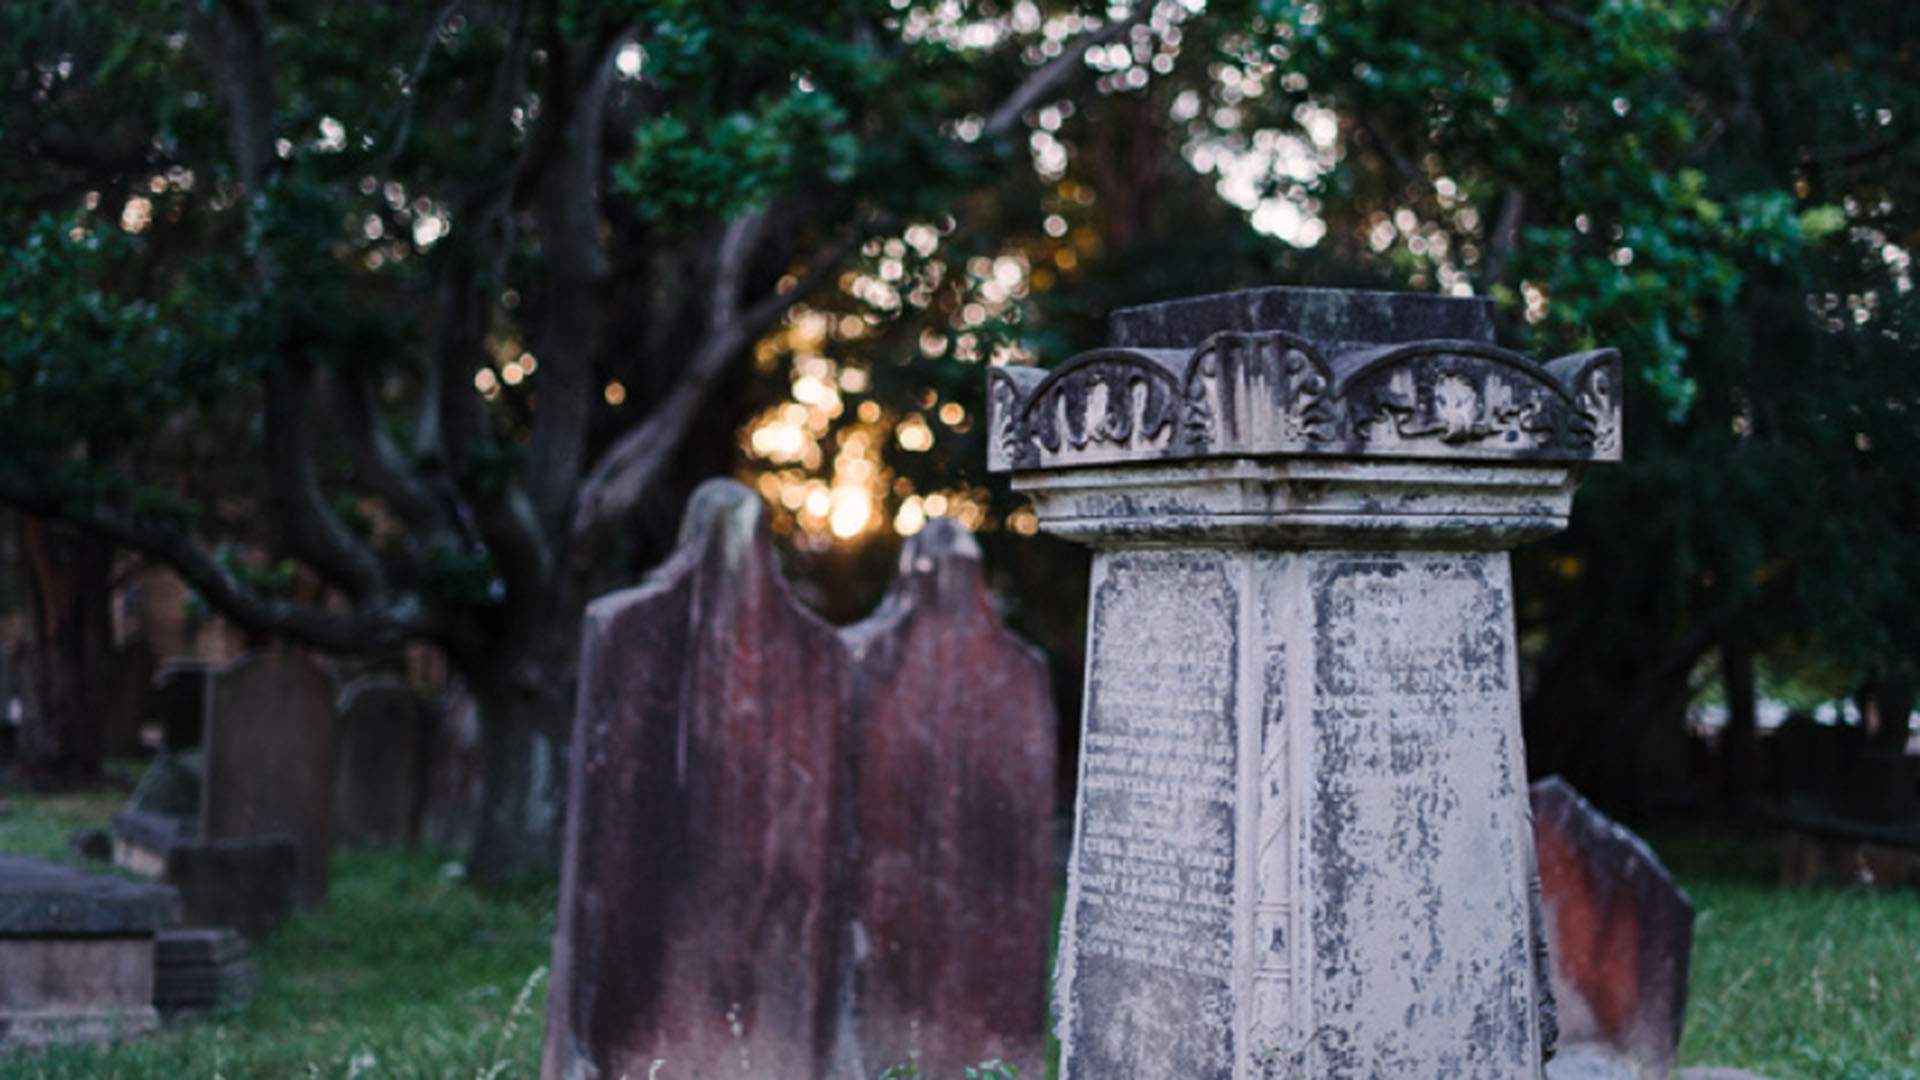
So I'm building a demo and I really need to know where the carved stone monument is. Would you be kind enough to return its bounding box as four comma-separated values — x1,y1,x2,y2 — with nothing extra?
987,286,1622,1078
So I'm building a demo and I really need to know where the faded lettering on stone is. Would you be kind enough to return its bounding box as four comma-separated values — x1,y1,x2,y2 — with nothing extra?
1309,554,1534,1076
1067,551,1238,1080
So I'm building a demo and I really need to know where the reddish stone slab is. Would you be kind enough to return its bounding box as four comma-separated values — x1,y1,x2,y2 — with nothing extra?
200,650,336,910
544,481,852,1080
842,521,1057,1078
1533,776,1694,1075
332,675,430,849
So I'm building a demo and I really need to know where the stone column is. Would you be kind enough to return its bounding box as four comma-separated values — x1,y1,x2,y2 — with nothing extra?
986,287,1622,1079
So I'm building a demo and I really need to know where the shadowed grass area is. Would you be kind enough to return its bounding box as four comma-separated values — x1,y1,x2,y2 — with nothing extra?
3,782,1918,1079
0,778,553,1080
1654,825,1920,1079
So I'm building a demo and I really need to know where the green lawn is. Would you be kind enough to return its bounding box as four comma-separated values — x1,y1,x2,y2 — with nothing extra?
1,785,1916,1078
0,784,552,1080
1658,826,1920,1079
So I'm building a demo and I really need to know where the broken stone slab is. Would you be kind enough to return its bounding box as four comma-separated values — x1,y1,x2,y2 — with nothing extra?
154,927,256,1017
842,520,1058,1078
332,674,431,849
544,481,853,1080
201,650,336,909
1533,777,1695,1078
0,854,179,1047
990,286,1621,1078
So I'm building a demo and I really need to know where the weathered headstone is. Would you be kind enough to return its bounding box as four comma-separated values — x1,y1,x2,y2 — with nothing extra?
842,520,1057,1078
102,641,158,758
0,854,178,1046
1532,777,1694,1079
201,649,335,909
545,482,853,1080
332,674,430,848
112,750,204,878
421,683,485,855
987,285,1622,1077
149,658,215,752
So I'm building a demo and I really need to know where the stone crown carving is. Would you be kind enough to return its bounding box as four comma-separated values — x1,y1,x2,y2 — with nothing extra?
986,330,1622,472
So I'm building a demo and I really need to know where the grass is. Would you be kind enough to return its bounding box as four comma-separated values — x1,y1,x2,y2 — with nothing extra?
0,779,554,1080
2,783,1917,1078
1657,825,1920,1079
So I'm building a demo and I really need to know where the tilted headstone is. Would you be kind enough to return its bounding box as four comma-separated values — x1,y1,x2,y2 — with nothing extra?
332,675,431,848
1532,777,1694,1079
987,285,1622,1077
842,520,1057,1077
545,482,853,1080
0,854,179,1046
421,683,485,854
201,650,335,909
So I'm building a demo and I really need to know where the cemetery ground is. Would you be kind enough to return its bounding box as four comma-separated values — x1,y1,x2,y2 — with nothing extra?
1,778,1917,1079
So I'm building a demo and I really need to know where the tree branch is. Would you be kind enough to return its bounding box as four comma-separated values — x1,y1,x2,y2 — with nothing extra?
984,12,1144,140
525,34,623,534
0,467,436,655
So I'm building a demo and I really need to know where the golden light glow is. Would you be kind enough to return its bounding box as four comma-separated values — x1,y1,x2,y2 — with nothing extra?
474,368,498,393
896,415,934,452
501,361,525,385
604,380,627,405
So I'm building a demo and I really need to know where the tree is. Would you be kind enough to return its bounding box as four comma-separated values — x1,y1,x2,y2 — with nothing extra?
0,0,1209,877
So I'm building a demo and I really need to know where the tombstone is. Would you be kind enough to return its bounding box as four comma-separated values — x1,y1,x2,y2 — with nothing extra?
201,649,335,909
0,854,179,1047
421,683,485,855
102,641,158,758
987,285,1623,1077
1532,777,1694,1078
544,481,853,1080
842,520,1057,1077
332,675,431,848
112,750,204,878
149,658,215,751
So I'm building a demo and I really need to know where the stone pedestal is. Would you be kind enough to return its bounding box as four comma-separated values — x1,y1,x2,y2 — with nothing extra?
0,855,179,1047
987,286,1622,1079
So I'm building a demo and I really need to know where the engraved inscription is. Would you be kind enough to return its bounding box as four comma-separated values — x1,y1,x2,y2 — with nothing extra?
1308,554,1534,1077
1066,551,1238,1080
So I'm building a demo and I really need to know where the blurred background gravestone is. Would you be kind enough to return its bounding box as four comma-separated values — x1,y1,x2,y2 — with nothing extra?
1534,776,1695,1079
843,520,1056,1078
0,853,179,1047
420,683,485,856
332,674,431,849
201,650,335,911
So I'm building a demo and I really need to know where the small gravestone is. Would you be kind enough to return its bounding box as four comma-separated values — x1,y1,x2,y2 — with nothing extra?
103,642,158,758
202,650,335,909
842,520,1057,1077
544,481,852,1080
421,684,484,855
989,286,1621,1076
112,750,204,878
0,854,178,1046
149,658,215,751
1533,777,1694,1078
332,675,430,848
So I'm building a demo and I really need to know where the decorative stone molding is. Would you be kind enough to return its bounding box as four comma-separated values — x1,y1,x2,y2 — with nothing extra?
988,332,1621,473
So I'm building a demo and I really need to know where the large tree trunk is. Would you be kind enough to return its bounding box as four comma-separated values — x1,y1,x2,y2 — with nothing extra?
464,605,581,883
1720,637,1758,817
17,516,114,790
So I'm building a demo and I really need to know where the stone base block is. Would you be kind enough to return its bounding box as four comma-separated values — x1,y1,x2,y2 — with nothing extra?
0,938,159,1048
